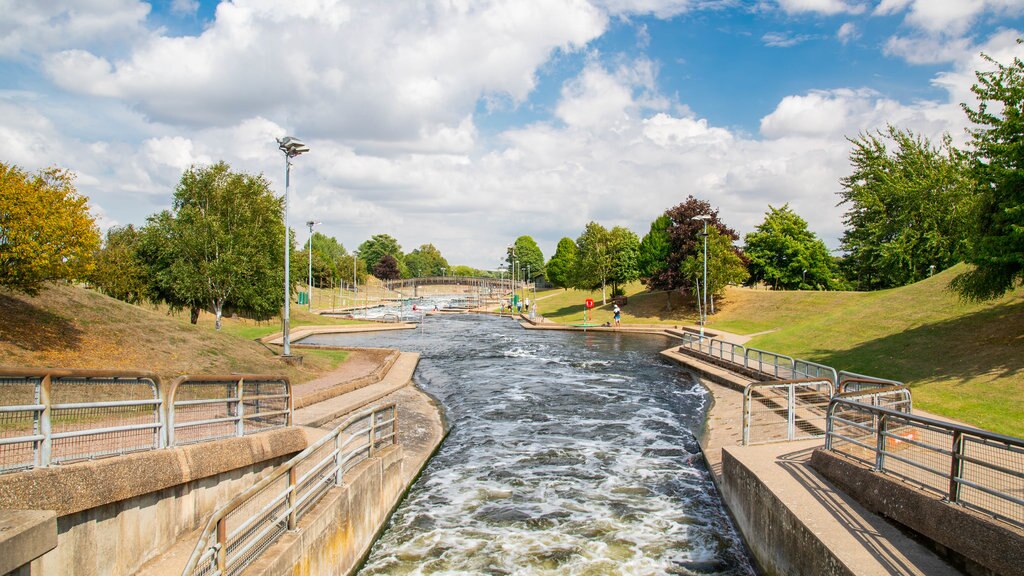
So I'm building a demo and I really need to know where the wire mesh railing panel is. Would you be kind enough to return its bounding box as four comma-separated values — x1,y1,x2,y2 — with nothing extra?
743,380,833,445
879,417,954,495
224,474,290,576
241,379,290,435
0,376,42,472
743,385,793,445
827,402,878,465
294,440,338,521
958,436,1024,526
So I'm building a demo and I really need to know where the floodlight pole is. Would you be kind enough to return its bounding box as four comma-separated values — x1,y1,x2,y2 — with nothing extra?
692,215,710,337
306,221,319,311
277,136,310,357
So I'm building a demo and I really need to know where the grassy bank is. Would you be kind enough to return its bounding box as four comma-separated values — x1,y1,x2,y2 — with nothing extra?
0,284,368,383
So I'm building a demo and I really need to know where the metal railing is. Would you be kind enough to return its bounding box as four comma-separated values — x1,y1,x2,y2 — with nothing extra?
837,379,911,413
793,358,838,383
826,398,1024,529
744,347,796,380
742,379,834,445
167,375,292,447
0,369,164,473
182,403,398,576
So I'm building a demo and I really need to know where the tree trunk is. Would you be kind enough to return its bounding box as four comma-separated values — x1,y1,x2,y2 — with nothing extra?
665,290,673,311
711,293,715,315
601,283,607,305
213,299,223,331
190,306,200,324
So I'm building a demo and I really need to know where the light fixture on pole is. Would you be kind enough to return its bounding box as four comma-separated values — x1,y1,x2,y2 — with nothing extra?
692,214,711,337
277,136,310,357
306,221,320,311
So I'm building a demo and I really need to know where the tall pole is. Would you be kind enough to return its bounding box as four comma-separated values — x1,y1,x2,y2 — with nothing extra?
283,155,292,356
307,221,316,311
702,219,708,336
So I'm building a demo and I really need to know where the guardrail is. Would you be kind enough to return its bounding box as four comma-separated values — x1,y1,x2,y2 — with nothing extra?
826,398,1024,529
0,369,164,473
1,369,293,474
837,379,912,413
742,379,834,445
182,403,398,576
743,347,795,379
167,375,292,446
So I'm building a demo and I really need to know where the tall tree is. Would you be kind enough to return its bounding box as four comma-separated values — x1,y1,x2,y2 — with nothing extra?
89,225,148,303
142,161,284,329
545,237,577,290
681,227,749,314
953,43,1024,300
638,215,671,281
0,162,100,294
373,253,402,280
839,125,974,290
405,243,449,277
506,236,545,281
608,226,640,295
357,234,403,273
744,204,836,290
575,222,613,304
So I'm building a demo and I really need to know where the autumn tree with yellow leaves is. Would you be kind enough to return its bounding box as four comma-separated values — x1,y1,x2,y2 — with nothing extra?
0,162,100,294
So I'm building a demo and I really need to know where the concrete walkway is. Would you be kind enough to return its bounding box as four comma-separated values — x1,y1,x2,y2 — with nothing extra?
294,352,421,428
660,347,960,575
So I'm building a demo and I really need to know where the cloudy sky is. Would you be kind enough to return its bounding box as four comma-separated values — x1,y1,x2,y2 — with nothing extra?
2,1,1022,268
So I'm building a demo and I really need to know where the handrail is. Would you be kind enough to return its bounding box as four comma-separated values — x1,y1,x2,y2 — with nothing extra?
835,382,912,413
826,398,1024,529
744,347,795,379
0,368,163,472
181,403,399,576
742,378,834,445
166,374,292,447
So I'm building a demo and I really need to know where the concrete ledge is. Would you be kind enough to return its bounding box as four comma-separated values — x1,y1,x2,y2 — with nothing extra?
0,510,57,574
811,449,1024,576
0,428,307,516
293,349,401,409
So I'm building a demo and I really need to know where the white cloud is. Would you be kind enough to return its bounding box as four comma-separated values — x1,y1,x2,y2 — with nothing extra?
0,0,151,58
883,35,974,64
170,0,200,15
875,0,1024,36
776,0,867,16
762,32,819,47
837,22,859,44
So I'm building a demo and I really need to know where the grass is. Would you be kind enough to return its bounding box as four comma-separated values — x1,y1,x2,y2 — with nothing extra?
535,282,698,326
0,284,362,385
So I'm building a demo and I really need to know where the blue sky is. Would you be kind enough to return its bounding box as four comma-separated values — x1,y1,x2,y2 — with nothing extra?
2,1,1022,267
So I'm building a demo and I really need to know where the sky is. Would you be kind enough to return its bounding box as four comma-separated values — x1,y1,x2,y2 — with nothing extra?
2,0,1023,269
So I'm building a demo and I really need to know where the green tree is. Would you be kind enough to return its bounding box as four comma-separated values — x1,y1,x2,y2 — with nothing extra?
405,243,449,277
307,232,346,285
953,43,1024,300
638,215,671,281
744,204,835,290
575,222,613,304
337,253,367,287
681,227,749,314
0,162,100,294
839,125,974,290
506,236,545,281
89,225,147,303
545,237,577,289
142,161,284,329
357,234,403,274
608,226,640,295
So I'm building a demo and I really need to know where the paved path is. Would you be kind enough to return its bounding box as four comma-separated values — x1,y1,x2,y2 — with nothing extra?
660,347,960,575
294,352,421,428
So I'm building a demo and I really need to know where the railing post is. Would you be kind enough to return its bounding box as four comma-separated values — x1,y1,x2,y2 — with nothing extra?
742,387,750,446
216,517,228,574
787,383,796,440
875,414,888,471
825,401,835,450
236,377,245,438
39,374,52,467
391,406,398,447
368,411,376,458
948,430,964,503
334,431,343,485
287,467,298,529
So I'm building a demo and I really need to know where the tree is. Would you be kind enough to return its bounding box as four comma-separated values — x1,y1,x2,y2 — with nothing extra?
744,204,836,290
357,234,403,273
575,222,613,304
608,226,640,295
638,215,671,281
337,253,368,286
307,232,346,285
141,161,284,329
546,237,577,289
839,125,974,290
405,243,449,277
506,236,545,281
89,225,147,303
647,196,739,309
953,42,1024,300
373,253,402,280
0,162,100,294
681,227,749,314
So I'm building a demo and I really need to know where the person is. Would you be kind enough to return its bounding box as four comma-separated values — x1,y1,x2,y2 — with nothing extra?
525,298,530,312
412,304,417,311
500,302,505,314
613,303,621,327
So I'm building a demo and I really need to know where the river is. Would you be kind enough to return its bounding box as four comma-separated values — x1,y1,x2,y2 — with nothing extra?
302,313,755,575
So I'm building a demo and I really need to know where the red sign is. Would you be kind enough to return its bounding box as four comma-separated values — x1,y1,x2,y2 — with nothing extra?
585,298,594,309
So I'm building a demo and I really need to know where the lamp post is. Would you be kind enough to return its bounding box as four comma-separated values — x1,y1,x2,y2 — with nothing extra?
692,215,710,336
277,136,310,357
306,220,320,311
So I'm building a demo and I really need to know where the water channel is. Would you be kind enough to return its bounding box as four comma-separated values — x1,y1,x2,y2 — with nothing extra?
303,311,755,575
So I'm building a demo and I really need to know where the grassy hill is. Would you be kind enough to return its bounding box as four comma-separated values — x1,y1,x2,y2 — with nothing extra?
0,283,364,384
535,267,1023,437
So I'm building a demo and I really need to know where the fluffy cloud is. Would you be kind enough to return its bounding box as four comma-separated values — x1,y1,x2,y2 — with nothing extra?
875,0,1022,36
775,0,867,16
837,22,859,44
0,0,150,58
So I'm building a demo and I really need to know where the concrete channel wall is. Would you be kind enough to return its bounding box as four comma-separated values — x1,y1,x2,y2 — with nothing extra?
0,428,307,576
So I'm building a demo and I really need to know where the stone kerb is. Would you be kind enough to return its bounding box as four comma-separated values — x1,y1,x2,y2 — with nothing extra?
291,347,401,410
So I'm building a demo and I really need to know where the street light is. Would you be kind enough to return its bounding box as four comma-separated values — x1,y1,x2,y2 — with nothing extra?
306,220,320,311
277,136,310,357
692,215,710,336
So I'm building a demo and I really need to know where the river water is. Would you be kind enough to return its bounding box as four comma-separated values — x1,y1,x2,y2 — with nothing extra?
303,313,755,575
